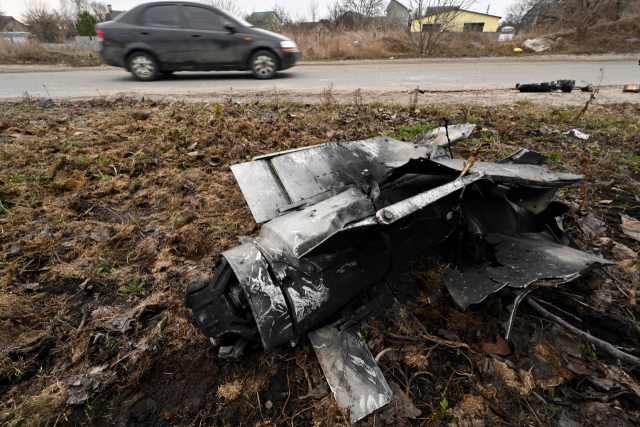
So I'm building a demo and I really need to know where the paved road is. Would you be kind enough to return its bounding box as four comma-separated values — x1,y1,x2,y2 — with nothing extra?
0,55,637,100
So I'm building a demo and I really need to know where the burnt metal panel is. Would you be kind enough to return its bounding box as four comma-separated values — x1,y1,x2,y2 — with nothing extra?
222,243,294,349
506,186,558,214
257,187,376,259
444,233,614,309
413,124,476,147
269,136,432,202
309,325,393,423
230,160,290,223
498,148,548,165
433,159,585,188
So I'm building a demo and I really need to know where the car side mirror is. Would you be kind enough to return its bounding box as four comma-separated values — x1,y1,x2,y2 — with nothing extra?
224,22,236,33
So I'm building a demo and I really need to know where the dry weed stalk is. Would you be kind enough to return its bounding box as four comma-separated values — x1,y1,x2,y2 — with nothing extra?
352,88,363,106
409,86,419,110
321,84,337,108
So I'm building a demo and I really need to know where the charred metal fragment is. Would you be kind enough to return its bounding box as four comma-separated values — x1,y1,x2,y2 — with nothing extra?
186,128,613,422
309,325,393,423
516,80,575,93
443,233,614,310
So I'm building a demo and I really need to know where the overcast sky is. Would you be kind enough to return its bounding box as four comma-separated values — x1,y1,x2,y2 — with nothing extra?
3,0,513,23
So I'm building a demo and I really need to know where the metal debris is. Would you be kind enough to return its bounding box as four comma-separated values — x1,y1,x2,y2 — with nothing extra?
563,129,590,140
185,126,612,422
516,80,575,93
623,84,639,93
309,325,393,423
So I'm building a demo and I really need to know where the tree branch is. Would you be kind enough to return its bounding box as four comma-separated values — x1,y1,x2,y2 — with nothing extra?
526,298,640,368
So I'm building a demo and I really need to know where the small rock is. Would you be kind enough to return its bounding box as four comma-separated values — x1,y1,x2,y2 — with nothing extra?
131,397,157,422
108,312,136,333
6,243,22,258
578,213,606,238
621,214,640,242
388,380,422,419
164,412,172,420
625,38,639,43
90,229,110,242
61,239,76,248
41,226,54,236
612,242,638,260
522,36,557,53
264,400,273,409
162,96,178,104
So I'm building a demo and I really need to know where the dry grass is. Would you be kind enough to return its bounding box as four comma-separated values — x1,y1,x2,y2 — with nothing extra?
285,14,640,60
284,28,412,60
0,96,639,425
0,40,100,66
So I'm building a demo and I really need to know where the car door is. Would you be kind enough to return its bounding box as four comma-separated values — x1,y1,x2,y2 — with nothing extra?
136,4,191,66
181,5,244,67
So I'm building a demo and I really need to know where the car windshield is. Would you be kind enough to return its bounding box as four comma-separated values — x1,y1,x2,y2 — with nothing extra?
214,7,253,27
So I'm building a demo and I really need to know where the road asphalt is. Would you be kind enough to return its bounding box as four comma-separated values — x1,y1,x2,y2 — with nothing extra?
0,54,638,102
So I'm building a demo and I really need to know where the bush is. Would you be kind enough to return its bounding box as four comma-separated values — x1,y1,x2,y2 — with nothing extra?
76,11,98,36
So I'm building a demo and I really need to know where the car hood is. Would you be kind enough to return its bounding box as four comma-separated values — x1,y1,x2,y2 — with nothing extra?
248,27,291,42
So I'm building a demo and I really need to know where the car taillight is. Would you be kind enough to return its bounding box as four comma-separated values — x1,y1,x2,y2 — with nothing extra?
96,30,104,41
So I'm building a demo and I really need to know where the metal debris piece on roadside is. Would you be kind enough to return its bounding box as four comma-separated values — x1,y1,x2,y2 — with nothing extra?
516,80,575,93
562,129,589,140
185,124,612,421
623,84,639,93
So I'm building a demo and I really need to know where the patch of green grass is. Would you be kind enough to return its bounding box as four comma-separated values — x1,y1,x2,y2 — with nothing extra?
93,170,113,180
542,150,561,162
390,123,437,141
0,257,7,270
614,154,640,173
515,100,533,106
440,398,449,413
120,278,146,301
550,109,573,124
93,256,117,275
579,341,597,361
76,155,89,164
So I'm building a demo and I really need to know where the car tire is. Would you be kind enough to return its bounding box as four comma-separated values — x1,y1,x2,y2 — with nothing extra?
128,51,159,81
250,50,278,79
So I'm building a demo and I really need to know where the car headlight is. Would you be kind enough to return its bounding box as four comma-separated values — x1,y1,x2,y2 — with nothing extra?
280,41,298,50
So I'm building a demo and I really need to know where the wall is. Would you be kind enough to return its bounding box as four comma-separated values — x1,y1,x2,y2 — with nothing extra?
387,1,410,28
411,11,501,32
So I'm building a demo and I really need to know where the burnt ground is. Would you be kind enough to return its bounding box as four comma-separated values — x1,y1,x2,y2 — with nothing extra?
0,96,639,427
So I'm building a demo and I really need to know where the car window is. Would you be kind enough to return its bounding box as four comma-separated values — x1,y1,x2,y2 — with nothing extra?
140,5,180,27
183,6,224,31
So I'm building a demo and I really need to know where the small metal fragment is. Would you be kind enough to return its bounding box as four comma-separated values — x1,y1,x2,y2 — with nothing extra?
309,325,393,422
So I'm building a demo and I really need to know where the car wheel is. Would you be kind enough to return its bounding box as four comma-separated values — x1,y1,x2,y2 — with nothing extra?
128,51,159,81
250,50,278,79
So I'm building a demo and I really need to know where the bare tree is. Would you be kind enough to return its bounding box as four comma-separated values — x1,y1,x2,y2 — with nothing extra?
89,1,108,22
309,0,319,22
404,0,477,55
326,0,347,25
23,0,66,41
200,0,244,18
272,3,291,24
503,0,530,31
342,0,385,26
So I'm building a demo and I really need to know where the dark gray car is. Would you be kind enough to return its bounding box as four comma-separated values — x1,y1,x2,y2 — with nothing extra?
96,2,300,81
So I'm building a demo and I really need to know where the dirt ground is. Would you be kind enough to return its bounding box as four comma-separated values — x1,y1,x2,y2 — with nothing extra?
164,85,640,108
1,96,640,427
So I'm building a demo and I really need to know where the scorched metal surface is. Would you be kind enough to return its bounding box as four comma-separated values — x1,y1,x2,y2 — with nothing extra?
185,124,611,422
